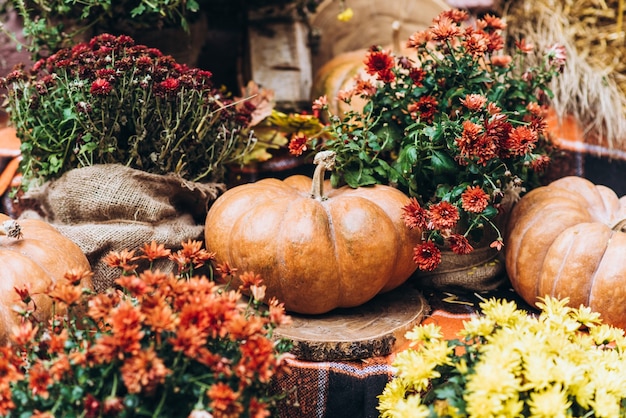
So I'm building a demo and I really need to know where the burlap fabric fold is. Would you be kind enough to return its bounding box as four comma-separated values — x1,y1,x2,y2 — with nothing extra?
19,164,225,292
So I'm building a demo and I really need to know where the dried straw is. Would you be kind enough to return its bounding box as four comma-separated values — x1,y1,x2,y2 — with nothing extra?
499,0,626,149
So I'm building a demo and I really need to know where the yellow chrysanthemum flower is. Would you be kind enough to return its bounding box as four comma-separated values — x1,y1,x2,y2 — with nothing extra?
589,387,623,418
378,296,626,417
393,350,441,393
459,315,495,339
479,297,526,326
389,394,430,418
405,322,443,343
571,304,603,328
527,384,572,418
378,379,408,417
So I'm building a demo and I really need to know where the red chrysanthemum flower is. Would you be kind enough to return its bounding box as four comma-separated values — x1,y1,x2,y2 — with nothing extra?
530,154,551,171
448,234,473,255
456,120,483,159
409,68,426,86
95,68,116,81
461,185,490,213
288,134,308,156
154,77,181,98
364,49,394,78
377,68,395,83
408,96,439,123
413,241,442,271
90,78,112,95
401,197,428,230
428,201,460,230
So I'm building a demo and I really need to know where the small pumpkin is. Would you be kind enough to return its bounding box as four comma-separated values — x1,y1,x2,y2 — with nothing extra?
205,151,423,314
505,176,626,328
0,213,93,342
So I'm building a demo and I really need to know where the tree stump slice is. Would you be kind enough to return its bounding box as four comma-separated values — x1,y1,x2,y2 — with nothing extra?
274,284,429,361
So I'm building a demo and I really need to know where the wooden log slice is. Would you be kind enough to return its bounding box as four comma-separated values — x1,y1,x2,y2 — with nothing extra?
274,284,429,361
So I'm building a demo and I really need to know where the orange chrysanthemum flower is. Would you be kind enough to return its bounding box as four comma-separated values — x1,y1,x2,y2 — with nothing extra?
430,16,461,42
138,241,172,262
463,30,489,57
207,382,243,418
268,297,291,327
48,279,84,306
428,201,460,230
504,125,538,157
413,241,442,271
461,185,490,213
120,348,170,395
11,321,39,348
88,290,121,323
115,274,148,298
28,363,53,399
460,94,487,111
406,30,432,49
103,249,139,272
491,54,512,68
449,234,473,255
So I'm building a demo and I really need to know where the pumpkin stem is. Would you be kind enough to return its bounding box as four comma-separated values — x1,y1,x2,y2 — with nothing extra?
0,219,23,239
310,151,336,201
613,218,626,233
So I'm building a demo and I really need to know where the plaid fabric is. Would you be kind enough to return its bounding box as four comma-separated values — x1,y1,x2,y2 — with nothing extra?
271,355,396,418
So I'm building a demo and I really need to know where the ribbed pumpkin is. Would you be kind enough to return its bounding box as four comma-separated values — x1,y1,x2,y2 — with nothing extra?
204,151,423,314
0,213,93,342
505,176,626,328
311,49,373,117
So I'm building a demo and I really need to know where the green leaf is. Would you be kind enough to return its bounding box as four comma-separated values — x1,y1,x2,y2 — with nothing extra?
482,205,498,218
430,150,457,174
131,5,147,17
343,169,378,187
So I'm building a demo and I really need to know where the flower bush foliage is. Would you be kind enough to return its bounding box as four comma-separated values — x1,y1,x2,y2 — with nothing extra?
1,33,256,191
296,9,566,271
379,297,626,418
4,0,207,59
1,240,293,417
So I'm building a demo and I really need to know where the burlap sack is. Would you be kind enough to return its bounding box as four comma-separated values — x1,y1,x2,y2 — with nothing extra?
19,164,225,292
413,246,507,292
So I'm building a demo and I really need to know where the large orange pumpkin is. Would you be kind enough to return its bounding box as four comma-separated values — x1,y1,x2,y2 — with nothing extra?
204,151,423,314
0,213,93,342
505,176,626,328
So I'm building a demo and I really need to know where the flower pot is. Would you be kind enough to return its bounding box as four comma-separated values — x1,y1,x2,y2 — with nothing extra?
413,244,506,292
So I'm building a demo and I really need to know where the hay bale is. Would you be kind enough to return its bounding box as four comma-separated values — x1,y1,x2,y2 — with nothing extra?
499,0,626,149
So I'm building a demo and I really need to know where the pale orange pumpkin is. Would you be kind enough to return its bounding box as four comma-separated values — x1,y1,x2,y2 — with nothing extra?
204,151,423,314
505,176,626,328
0,213,93,342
